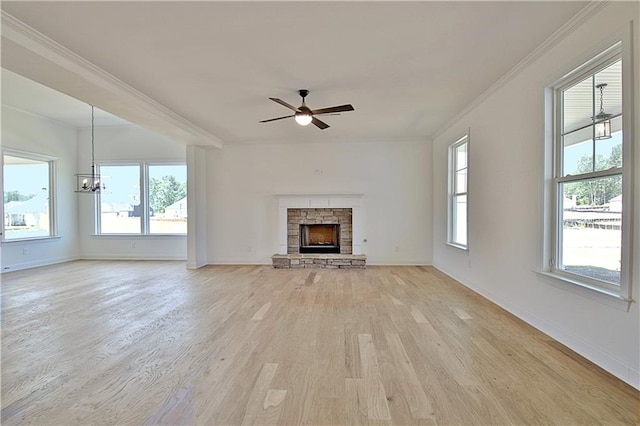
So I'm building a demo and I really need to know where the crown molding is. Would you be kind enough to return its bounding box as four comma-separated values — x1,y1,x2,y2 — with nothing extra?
1,11,224,149
2,103,76,128
232,135,431,146
2,104,138,130
431,1,609,141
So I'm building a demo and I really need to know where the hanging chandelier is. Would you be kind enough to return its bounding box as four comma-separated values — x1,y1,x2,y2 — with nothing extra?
75,105,105,193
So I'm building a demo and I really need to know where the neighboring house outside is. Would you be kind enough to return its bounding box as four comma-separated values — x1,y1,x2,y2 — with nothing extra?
100,202,134,218
609,195,622,212
564,195,577,210
4,193,49,227
163,197,187,219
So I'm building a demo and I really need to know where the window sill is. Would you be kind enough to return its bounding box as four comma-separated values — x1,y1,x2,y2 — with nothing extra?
536,270,633,311
2,235,61,244
445,242,469,252
91,234,186,237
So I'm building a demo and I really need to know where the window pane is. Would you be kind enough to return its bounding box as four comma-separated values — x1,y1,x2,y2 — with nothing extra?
594,60,622,117
455,143,467,170
99,165,141,234
452,194,467,246
562,60,623,176
3,155,51,240
455,169,467,194
595,120,622,171
148,165,187,234
560,175,622,285
563,126,593,176
562,128,621,175
563,75,593,134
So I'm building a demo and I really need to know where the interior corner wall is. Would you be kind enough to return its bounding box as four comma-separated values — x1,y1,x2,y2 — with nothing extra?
1,106,80,271
432,2,640,389
77,125,187,260
186,145,208,269
205,139,432,265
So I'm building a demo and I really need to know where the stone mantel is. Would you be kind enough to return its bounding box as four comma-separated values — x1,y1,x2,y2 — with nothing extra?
276,194,364,255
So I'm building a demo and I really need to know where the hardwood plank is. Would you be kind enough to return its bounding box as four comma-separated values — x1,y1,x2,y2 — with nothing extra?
384,332,435,420
241,363,280,426
450,306,472,320
344,378,367,425
251,301,272,321
358,334,391,420
388,295,404,306
410,305,428,324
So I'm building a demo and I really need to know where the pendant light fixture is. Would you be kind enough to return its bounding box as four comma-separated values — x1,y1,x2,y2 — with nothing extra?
75,105,105,193
593,83,612,140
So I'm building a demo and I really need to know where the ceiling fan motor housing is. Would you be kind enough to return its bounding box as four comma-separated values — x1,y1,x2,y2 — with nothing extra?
297,90,311,116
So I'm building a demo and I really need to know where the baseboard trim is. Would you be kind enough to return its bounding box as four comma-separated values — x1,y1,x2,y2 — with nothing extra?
1,255,80,273
81,254,186,261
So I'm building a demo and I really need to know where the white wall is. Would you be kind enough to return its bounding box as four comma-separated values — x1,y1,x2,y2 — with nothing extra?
1,106,80,271
77,125,187,260
432,2,639,388
186,145,208,269
206,139,432,265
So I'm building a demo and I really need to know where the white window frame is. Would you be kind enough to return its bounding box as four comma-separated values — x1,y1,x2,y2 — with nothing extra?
1,149,57,242
542,29,634,306
95,161,186,236
447,134,469,250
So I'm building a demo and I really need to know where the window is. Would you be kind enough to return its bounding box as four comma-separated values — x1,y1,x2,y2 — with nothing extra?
448,135,468,249
97,163,186,235
2,151,56,241
548,40,632,298
148,165,187,234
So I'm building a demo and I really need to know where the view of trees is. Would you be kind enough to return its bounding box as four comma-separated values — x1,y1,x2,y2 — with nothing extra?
4,191,36,204
564,144,622,207
149,176,186,214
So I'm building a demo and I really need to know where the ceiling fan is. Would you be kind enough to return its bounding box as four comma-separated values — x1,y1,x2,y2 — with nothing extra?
259,89,354,130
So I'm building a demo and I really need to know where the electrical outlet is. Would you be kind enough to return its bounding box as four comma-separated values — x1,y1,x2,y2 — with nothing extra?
131,241,136,248
22,248,29,255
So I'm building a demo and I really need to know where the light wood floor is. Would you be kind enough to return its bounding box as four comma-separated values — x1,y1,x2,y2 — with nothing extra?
1,261,638,425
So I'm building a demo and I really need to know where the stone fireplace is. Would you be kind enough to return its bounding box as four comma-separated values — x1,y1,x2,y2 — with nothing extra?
276,194,363,254
287,208,352,254
272,194,366,268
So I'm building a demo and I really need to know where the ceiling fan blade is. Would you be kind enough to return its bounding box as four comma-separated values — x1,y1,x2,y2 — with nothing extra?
312,117,330,130
311,104,354,115
269,98,299,112
259,114,295,123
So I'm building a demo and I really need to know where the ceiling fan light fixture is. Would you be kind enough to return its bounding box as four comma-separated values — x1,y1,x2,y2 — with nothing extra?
259,89,353,130
295,112,312,126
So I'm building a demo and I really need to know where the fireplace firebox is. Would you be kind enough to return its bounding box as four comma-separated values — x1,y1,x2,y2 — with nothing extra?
299,224,340,254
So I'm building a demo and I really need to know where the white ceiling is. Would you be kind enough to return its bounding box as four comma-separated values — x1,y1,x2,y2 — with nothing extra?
1,1,587,146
